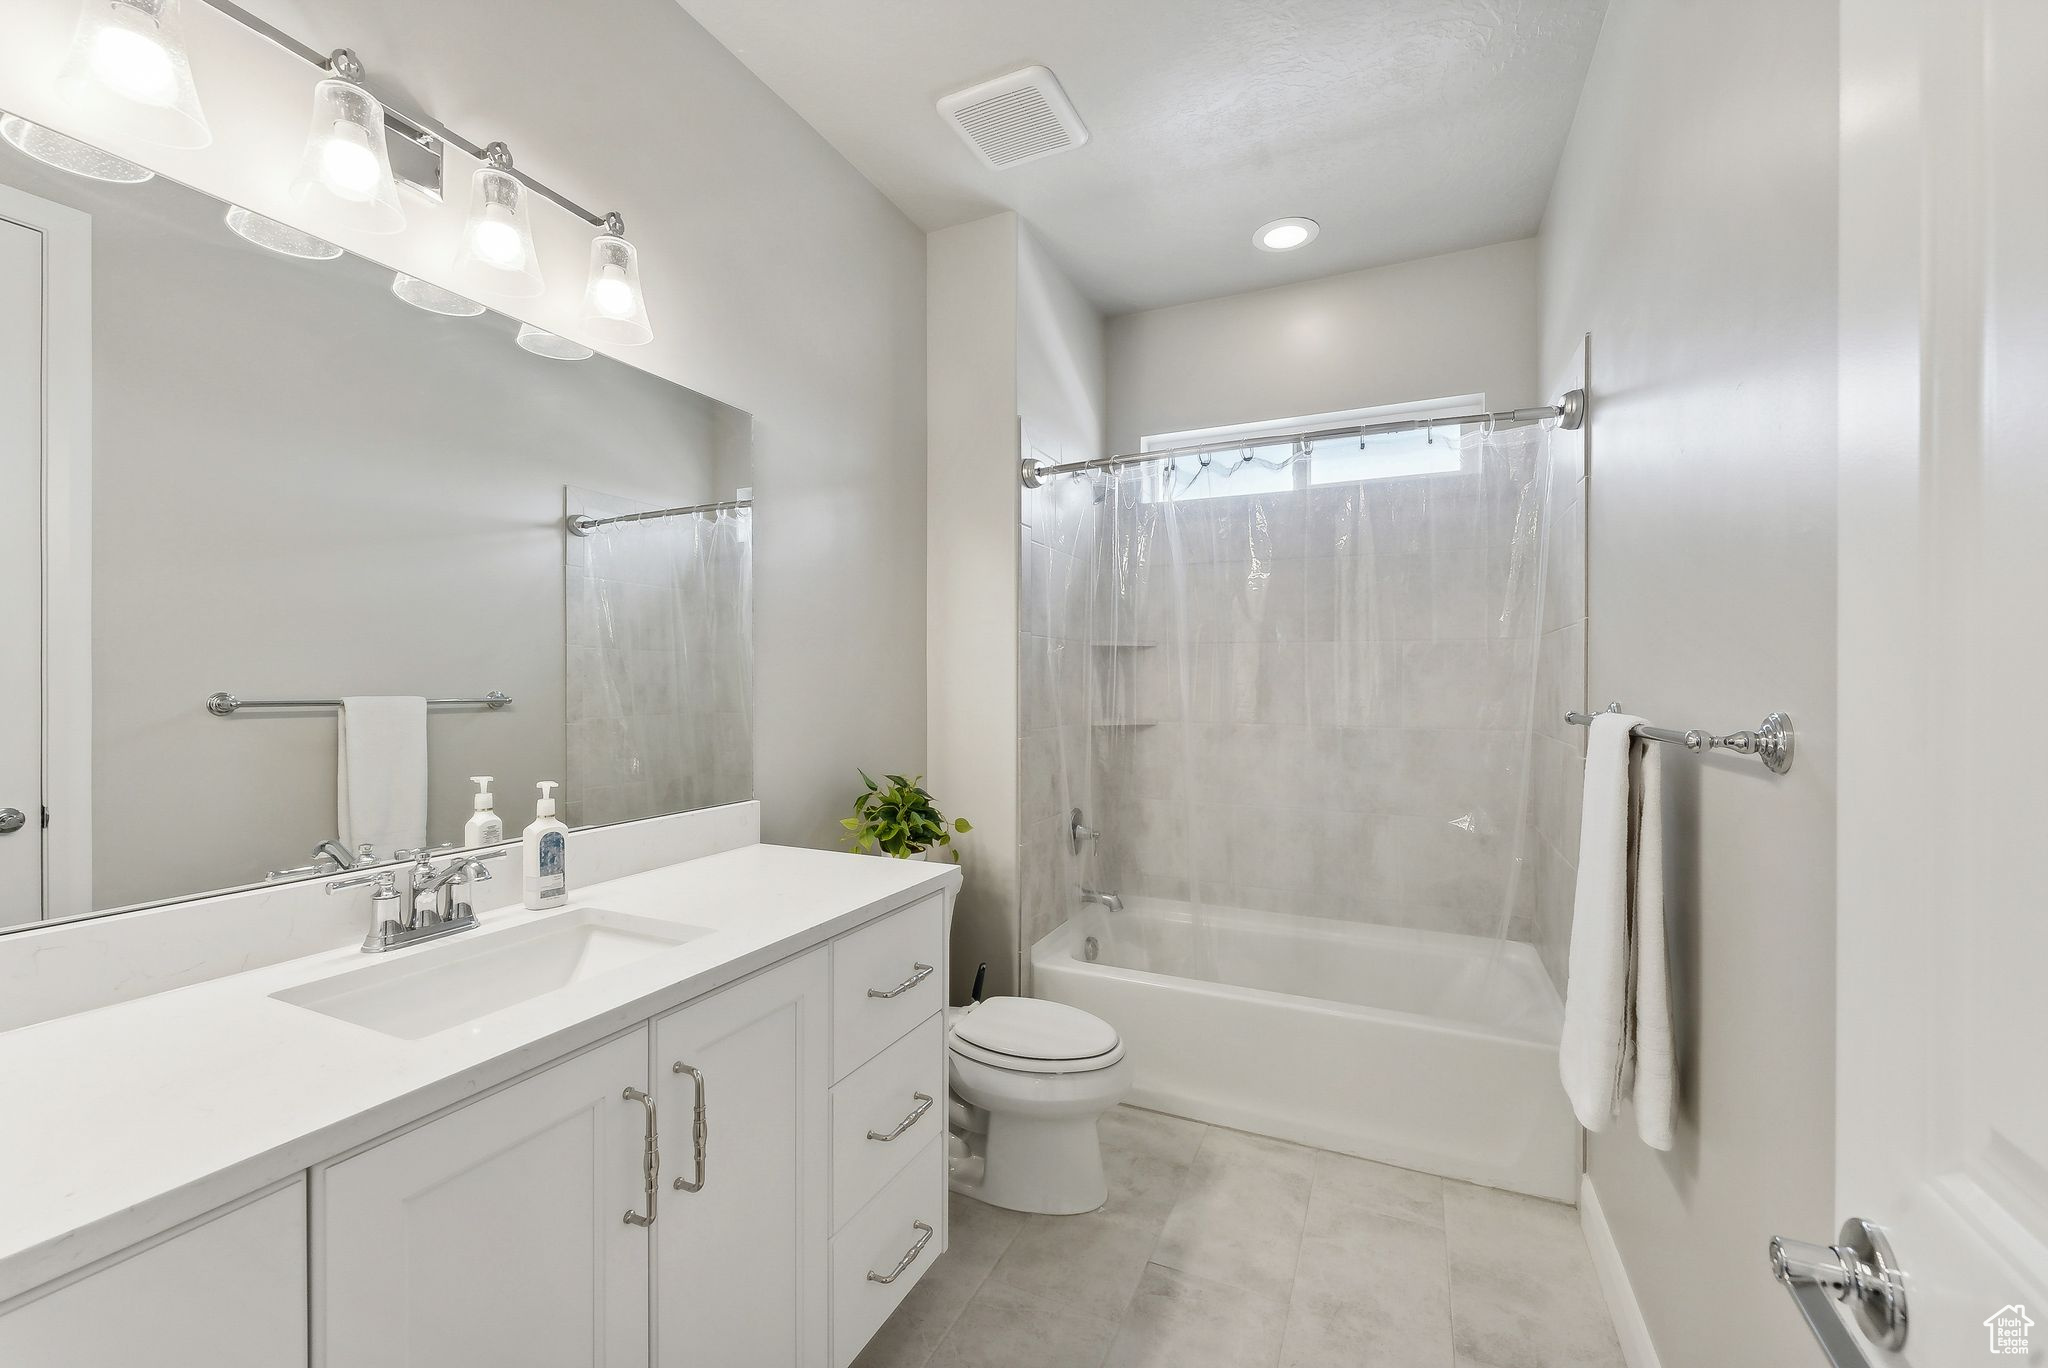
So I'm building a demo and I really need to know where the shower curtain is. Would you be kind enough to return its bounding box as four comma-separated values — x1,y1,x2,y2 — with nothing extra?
566,491,753,827
1057,418,1558,1020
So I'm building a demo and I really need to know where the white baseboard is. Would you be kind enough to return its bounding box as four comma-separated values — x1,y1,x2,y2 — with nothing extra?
1580,1174,1664,1368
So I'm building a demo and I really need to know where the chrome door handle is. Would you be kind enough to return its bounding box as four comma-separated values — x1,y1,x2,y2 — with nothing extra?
868,963,934,999
622,1087,658,1227
867,1092,934,1142
670,1061,707,1192
0,808,25,835
866,1221,935,1284
1770,1218,1907,1365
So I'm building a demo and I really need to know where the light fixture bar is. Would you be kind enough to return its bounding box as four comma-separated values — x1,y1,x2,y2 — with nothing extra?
196,0,612,228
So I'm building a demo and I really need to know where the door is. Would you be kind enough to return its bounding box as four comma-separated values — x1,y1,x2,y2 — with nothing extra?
0,212,43,924
654,950,829,1367
319,1029,653,1368
0,182,90,928
1827,0,2048,1362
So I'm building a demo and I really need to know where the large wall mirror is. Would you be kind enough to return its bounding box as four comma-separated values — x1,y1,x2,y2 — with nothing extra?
0,130,753,930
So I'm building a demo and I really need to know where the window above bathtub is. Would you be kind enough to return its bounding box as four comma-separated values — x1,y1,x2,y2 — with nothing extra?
1136,393,1482,502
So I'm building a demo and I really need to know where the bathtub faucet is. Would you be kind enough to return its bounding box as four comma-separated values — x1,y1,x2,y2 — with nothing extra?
1079,887,1124,915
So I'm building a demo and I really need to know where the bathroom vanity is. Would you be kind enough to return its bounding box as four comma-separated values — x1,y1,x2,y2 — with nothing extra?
0,813,956,1368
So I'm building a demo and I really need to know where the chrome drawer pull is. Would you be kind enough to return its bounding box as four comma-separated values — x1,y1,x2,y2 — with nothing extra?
868,962,934,999
621,1087,658,1227
867,1092,934,1142
671,1061,707,1193
866,1220,935,1285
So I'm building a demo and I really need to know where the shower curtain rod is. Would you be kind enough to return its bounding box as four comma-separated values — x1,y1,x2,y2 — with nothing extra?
567,497,753,537
1019,388,1586,489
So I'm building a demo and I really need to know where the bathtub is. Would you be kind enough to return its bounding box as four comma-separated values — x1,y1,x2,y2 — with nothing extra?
1032,898,1580,1200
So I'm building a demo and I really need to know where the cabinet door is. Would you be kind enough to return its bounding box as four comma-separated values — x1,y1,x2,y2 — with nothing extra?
319,1029,652,1368
655,951,829,1367
0,1181,306,1368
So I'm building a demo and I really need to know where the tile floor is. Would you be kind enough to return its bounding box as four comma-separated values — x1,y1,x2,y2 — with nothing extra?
855,1107,1625,1368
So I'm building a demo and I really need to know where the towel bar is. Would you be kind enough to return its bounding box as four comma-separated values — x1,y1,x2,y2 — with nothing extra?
208,692,512,716
1566,702,1794,775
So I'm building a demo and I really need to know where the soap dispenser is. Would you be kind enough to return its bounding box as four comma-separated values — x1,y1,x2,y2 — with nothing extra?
522,781,568,910
463,776,504,847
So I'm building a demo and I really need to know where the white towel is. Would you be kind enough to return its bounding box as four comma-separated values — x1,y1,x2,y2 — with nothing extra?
337,696,428,861
1559,713,1676,1150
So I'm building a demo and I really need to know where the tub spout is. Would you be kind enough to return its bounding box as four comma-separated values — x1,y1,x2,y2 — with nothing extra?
1079,887,1124,915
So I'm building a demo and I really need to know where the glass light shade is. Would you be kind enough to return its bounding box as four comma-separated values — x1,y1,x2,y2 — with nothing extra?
0,114,153,183
57,0,210,150
578,234,651,345
289,78,403,234
453,165,543,297
391,272,484,317
224,205,341,261
515,323,591,361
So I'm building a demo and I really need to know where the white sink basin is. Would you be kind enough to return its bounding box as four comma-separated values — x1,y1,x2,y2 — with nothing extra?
272,908,711,1040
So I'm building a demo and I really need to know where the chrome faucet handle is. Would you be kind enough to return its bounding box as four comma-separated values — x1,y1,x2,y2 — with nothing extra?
392,842,459,863
326,869,399,896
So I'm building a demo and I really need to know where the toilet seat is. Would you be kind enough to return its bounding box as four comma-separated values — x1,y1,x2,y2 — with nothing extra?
947,997,1124,1074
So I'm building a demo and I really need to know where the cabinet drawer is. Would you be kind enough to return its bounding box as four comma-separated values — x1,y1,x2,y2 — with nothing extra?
831,894,945,1077
829,1135,946,1368
830,1013,946,1230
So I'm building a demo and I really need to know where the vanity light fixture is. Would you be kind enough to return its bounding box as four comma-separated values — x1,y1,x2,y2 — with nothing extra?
454,143,544,297
223,204,341,260
288,50,404,234
57,0,211,149
579,215,652,345
0,113,154,183
1253,217,1319,252
515,323,592,361
391,272,484,317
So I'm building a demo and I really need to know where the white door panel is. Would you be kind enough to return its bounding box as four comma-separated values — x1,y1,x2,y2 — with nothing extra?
1828,0,2048,1363
0,214,42,924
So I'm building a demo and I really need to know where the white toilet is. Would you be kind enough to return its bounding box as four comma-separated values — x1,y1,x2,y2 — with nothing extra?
945,995,1132,1215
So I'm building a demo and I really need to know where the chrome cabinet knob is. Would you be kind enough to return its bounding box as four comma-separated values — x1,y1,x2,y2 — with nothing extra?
0,808,26,835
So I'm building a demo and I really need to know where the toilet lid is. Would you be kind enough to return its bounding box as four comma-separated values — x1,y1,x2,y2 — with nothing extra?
949,997,1120,1069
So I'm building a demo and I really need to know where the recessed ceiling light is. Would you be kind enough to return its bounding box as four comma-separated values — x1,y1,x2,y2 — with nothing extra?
1254,217,1319,253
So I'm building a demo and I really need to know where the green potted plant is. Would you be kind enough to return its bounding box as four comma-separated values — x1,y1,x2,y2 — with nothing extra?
842,771,972,861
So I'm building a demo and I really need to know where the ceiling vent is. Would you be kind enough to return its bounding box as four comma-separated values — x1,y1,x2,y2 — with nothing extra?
938,65,1090,170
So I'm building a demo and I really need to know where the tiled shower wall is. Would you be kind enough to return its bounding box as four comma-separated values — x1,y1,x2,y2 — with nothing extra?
1017,473,1097,978
565,487,753,828
1085,440,1577,948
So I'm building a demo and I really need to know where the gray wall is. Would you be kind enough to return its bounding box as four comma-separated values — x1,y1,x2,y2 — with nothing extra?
1105,238,1540,453
927,214,1021,1001
2,0,930,861
1538,1,1838,1364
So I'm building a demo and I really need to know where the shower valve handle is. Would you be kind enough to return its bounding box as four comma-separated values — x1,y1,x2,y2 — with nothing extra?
1070,808,1099,855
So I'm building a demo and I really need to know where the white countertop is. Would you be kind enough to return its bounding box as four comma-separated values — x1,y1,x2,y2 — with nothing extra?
0,843,957,1304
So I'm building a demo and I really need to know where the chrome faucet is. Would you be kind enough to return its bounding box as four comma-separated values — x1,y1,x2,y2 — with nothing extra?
327,849,509,953
1079,887,1124,915
268,839,375,882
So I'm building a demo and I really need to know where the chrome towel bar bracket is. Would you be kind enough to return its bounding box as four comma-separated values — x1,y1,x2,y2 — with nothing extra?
1566,702,1794,775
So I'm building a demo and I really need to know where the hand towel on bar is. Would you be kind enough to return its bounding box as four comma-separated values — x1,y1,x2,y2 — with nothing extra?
337,696,428,861
1558,712,1676,1150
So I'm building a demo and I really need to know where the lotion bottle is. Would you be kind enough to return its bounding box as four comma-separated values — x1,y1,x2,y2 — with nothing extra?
463,776,504,847
522,781,568,910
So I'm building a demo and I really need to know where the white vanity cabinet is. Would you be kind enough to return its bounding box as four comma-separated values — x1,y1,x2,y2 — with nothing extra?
0,1181,308,1368
317,1029,655,1368
3,868,956,1368
653,949,830,1366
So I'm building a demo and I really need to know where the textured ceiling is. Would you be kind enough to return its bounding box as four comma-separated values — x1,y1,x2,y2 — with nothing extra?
678,0,1608,313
